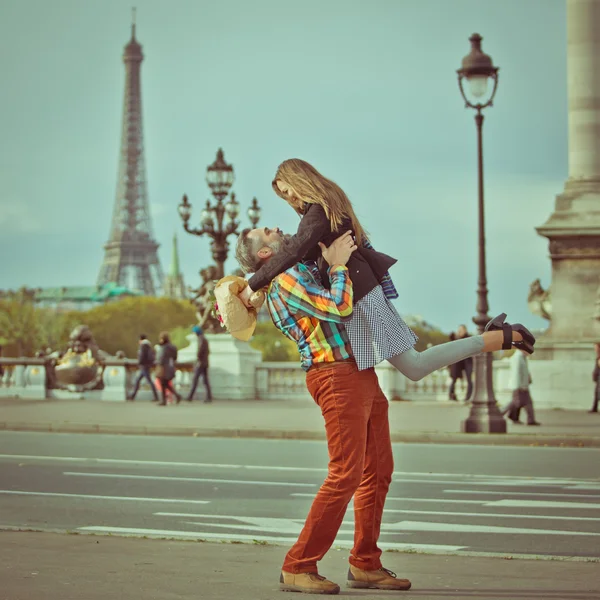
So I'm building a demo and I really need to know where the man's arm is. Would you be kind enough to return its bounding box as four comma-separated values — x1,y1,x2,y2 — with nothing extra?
274,266,353,323
273,231,357,322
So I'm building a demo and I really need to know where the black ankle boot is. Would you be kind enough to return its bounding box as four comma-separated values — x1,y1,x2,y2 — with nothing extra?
484,313,536,354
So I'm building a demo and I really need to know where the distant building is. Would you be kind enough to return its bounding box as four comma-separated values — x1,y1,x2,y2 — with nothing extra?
163,234,187,299
33,282,141,312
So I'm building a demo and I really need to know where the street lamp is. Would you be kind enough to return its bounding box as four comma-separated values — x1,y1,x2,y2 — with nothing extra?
456,33,505,434
177,148,261,280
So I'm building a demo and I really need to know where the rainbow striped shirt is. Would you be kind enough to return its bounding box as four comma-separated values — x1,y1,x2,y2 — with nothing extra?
266,263,354,371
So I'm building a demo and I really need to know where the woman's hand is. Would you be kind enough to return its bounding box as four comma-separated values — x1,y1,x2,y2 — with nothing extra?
318,231,356,267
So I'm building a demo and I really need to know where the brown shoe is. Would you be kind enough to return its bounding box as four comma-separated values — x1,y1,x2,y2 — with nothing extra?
347,565,411,590
279,570,340,594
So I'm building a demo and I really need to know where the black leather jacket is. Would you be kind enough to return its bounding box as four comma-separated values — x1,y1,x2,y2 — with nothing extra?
248,204,396,302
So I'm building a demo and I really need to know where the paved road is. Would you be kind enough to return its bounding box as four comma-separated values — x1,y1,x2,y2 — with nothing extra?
0,431,599,559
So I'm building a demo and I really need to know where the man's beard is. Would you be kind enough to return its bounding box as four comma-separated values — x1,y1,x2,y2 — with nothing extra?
269,233,292,254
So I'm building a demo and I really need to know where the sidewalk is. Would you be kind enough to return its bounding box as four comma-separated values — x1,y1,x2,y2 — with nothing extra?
2,530,599,600
1,397,599,446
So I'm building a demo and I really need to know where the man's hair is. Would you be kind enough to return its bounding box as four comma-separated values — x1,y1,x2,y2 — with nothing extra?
235,228,264,274
159,331,170,344
139,334,147,341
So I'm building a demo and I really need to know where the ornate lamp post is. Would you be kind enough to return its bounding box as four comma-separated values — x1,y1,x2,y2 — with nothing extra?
456,33,505,434
177,148,261,279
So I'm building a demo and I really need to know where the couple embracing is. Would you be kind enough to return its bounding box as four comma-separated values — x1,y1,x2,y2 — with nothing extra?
232,158,536,594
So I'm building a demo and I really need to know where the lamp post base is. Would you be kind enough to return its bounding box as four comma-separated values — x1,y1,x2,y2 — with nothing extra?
461,353,507,434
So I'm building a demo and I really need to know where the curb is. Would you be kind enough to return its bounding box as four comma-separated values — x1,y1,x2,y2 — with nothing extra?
1,421,599,447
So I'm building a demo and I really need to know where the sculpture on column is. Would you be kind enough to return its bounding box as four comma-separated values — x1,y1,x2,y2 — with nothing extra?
189,265,222,334
53,325,109,391
188,266,250,334
527,279,552,321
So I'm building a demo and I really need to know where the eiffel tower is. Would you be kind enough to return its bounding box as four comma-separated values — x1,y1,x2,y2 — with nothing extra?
97,11,163,296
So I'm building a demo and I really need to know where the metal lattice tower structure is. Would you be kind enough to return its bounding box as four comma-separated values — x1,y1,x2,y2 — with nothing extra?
97,10,163,296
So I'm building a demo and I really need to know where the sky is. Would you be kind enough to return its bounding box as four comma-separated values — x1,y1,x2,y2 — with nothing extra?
0,0,567,332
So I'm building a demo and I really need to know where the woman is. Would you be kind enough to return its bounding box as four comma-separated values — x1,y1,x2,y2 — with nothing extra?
155,332,181,406
590,343,600,414
238,158,535,380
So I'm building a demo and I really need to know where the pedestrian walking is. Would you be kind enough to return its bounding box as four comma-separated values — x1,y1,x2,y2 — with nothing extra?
501,348,541,426
589,343,600,414
155,332,181,406
127,334,159,402
448,325,473,402
186,325,212,403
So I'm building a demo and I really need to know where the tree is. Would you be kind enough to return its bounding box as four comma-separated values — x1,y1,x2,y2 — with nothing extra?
0,288,42,356
169,325,194,350
249,320,299,362
74,297,197,357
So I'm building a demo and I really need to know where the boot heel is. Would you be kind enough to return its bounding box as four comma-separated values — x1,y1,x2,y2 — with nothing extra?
484,313,507,332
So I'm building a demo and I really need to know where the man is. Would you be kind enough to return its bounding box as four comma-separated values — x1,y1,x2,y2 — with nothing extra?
186,325,212,403
235,227,411,595
502,348,541,426
127,334,159,402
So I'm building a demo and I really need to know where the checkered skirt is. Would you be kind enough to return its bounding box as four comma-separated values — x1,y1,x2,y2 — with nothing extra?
345,285,418,370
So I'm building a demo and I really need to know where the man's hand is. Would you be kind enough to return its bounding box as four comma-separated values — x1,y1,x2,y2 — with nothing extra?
239,285,255,308
318,230,357,267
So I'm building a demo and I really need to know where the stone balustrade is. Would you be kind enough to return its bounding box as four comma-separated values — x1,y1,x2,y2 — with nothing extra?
0,349,513,405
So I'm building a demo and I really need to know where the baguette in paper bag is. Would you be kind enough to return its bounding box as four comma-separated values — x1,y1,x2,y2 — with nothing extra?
213,276,265,341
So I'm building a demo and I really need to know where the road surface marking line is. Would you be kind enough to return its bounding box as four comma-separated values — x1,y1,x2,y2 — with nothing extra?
0,490,210,504
1,455,598,484
76,526,463,551
153,509,600,525
384,520,600,536
376,508,600,522
487,500,600,510
62,471,315,488
290,493,485,504
444,489,600,499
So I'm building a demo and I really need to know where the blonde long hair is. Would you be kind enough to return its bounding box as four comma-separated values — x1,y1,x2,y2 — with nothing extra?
272,159,367,245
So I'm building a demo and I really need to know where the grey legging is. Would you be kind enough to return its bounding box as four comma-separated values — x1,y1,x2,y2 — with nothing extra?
387,335,485,382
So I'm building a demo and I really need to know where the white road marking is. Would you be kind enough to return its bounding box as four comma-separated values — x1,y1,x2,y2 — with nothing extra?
62,471,315,488
156,514,404,537
384,520,600,536
444,489,600,499
0,454,326,472
0,490,210,504
1,455,598,484
182,521,304,534
291,493,485,504
376,508,600,522
77,526,464,552
488,500,600,510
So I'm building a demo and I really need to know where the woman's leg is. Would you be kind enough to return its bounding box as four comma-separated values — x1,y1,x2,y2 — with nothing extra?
158,378,168,405
388,329,525,382
388,336,484,381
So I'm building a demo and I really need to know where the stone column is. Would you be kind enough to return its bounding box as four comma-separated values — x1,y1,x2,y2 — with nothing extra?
536,0,600,349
